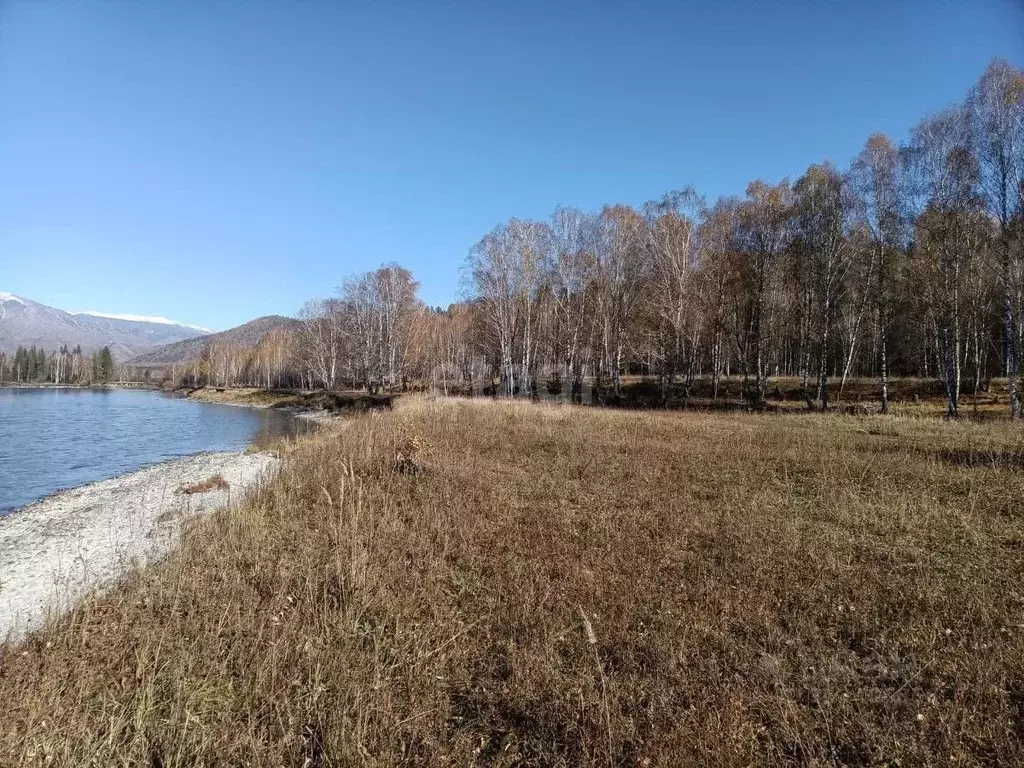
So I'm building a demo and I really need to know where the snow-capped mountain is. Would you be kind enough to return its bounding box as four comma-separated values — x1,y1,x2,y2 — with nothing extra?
76,311,213,334
0,293,210,359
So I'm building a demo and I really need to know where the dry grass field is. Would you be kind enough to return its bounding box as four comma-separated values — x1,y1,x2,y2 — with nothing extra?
2,396,1024,765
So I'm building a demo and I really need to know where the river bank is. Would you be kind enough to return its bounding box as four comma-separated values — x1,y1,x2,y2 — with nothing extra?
0,451,279,642
179,386,394,421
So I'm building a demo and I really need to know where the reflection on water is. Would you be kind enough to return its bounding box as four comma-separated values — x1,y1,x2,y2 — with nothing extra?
0,388,313,514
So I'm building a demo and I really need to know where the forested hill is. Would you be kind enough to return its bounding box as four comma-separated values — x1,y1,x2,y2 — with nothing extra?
128,315,299,366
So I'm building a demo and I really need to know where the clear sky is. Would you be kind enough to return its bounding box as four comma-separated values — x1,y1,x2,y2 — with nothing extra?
1,1,1022,330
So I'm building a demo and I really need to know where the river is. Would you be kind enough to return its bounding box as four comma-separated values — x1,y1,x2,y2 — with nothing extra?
0,387,304,514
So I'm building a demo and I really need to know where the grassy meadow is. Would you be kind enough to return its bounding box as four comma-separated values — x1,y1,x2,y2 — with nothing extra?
2,393,1024,765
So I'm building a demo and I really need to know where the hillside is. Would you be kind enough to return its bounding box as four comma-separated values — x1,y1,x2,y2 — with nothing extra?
127,315,299,366
0,292,208,358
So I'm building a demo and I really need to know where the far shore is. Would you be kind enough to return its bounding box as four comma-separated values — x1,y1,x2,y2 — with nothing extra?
0,381,161,391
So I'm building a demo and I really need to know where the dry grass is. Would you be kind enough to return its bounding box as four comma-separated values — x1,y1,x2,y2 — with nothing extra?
2,396,1024,765
177,474,231,495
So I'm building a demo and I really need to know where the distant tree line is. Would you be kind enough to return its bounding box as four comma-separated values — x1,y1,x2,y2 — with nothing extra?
158,266,422,393
0,345,117,385
143,60,1023,418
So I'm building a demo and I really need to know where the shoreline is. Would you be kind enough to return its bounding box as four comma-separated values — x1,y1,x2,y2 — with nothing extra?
177,388,338,423
178,386,391,422
0,450,280,642
187,397,338,423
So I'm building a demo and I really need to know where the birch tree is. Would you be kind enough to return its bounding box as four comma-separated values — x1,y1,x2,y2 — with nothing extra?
298,298,343,390
735,180,793,406
593,205,649,398
907,108,984,417
969,59,1024,418
793,164,853,410
849,134,907,413
467,222,527,395
642,188,705,400
548,207,597,400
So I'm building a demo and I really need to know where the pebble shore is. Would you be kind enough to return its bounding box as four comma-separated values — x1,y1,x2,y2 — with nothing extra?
0,451,279,642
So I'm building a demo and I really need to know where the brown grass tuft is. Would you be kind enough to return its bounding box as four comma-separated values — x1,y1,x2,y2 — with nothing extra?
393,427,433,475
177,474,230,495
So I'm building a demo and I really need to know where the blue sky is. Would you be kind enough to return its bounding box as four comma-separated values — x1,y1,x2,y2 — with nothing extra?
1,1,1021,330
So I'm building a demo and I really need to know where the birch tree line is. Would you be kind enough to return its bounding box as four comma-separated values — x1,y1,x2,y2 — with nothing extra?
158,59,1022,419
446,59,1024,417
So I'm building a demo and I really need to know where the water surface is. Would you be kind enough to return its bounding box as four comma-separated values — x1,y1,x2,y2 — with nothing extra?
0,388,305,514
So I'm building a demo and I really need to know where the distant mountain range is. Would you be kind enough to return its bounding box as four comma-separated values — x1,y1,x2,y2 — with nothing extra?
127,315,300,367
0,292,210,359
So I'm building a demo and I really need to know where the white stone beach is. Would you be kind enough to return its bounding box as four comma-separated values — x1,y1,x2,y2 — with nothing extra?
0,451,279,641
